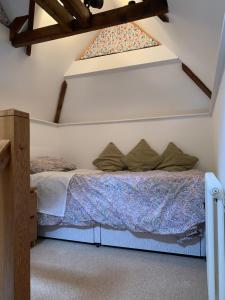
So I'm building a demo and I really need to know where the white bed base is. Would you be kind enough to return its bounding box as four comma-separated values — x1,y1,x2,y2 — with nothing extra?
39,225,205,257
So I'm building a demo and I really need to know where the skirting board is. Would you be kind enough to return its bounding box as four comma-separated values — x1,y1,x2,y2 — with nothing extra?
38,225,205,257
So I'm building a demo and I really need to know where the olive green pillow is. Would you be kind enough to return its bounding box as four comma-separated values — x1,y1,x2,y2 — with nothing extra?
156,142,198,172
122,139,161,172
93,142,125,172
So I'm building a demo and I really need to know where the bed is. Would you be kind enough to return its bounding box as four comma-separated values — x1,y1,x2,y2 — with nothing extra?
32,169,206,257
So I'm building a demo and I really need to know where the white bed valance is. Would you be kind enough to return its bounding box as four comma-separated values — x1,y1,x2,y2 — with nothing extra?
0,2,9,27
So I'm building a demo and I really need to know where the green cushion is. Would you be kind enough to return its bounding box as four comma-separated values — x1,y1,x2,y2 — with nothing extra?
156,142,198,172
93,142,125,172
122,139,161,172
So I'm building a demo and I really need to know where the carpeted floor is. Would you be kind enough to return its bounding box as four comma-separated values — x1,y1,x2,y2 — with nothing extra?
31,239,207,300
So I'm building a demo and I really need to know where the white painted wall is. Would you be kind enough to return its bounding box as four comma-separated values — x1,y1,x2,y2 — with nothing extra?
0,0,29,21
135,0,225,90
0,0,225,122
211,16,225,187
58,116,214,171
62,61,210,123
29,115,214,173
30,120,59,158
0,0,223,123
0,0,220,174
29,114,214,172
65,46,179,77
212,67,225,186
0,9,97,121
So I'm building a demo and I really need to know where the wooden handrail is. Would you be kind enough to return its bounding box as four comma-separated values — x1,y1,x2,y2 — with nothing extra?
0,109,30,300
0,140,10,172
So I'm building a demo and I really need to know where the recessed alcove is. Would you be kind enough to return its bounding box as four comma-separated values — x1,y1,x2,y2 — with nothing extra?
62,21,210,124
65,45,179,78
62,44,209,124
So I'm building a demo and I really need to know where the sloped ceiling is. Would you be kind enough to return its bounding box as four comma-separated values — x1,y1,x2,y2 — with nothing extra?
0,2,98,121
0,0,29,21
0,2,10,26
134,0,225,90
0,0,224,122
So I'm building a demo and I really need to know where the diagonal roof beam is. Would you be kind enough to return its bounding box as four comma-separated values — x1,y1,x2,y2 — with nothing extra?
12,0,169,47
35,0,75,32
60,0,91,26
26,0,36,56
182,63,212,99
54,80,68,123
9,15,29,41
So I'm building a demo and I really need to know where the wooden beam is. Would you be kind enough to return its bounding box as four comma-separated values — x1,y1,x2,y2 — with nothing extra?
158,14,169,22
9,15,29,42
60,0,90,26
182,63,212,99
12,0,169,47
0,140,10,172
0,110,30,300
35,0,75,32
54,80,67,123
26,0,36,56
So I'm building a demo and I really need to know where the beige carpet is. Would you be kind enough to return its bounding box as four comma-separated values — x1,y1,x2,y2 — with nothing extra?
31,239,207,300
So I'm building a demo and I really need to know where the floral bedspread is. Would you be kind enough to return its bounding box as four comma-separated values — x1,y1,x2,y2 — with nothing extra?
38,170,205,239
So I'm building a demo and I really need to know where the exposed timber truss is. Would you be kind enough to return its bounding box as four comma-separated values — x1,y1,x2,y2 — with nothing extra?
9,0,169,54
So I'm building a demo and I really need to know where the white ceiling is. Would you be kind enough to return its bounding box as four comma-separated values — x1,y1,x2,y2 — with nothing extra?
137,0,225,90
0,5,97,121
1,0,29,21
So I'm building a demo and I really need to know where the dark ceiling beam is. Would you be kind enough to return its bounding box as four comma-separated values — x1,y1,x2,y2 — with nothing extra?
182,63,212,99
9,15,29,42
12,0,169,47
35,0,75,32
26,0,36,56
54,80,67,124
60,0,91,26
158,14,169,22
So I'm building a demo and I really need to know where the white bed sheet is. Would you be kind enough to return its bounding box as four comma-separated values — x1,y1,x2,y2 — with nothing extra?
31,169,102,217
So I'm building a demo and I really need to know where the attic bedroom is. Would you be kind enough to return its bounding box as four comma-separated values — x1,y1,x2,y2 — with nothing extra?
0,1,225,300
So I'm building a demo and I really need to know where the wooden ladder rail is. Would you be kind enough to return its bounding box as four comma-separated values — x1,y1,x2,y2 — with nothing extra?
0,109,30,300
0,140,11,172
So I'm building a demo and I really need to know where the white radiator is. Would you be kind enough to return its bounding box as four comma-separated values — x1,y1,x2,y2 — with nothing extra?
205,173,225,300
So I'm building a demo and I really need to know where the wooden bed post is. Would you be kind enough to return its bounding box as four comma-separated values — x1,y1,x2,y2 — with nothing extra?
0,109,30,300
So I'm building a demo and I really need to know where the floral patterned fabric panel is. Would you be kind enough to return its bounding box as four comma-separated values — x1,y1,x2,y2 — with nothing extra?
0,2,10,27
80,22,159,60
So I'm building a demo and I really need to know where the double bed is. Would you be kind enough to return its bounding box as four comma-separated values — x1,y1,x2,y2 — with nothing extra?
32,169,206,257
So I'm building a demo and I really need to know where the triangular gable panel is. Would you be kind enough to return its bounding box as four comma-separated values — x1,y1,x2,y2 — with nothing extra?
79,22,159,60
0,2,10,27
